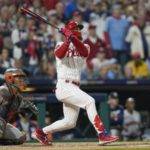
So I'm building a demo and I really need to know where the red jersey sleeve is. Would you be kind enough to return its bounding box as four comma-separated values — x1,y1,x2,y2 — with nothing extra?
71,36,89,57
54,41,70,59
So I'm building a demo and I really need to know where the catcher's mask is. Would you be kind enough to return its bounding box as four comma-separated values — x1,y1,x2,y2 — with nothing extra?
4,68,27,91
65,20,83,40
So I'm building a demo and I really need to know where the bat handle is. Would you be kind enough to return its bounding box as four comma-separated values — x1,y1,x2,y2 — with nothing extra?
58,28,66,36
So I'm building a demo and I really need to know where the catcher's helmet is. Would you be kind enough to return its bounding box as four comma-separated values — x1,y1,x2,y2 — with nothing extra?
4,68,27,91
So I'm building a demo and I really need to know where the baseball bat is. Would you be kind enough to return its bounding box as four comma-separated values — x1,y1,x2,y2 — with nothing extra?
19,7,60,30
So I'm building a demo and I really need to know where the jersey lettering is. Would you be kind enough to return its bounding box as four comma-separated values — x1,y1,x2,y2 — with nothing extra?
66,47,80,57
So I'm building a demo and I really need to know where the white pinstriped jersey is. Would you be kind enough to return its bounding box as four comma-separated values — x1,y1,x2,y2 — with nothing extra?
55,42,90,82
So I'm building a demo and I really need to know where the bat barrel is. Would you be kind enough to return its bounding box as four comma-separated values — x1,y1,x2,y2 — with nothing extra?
19,7,59,30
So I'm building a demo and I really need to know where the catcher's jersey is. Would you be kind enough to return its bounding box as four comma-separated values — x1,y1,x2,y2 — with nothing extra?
55,42,90,82
0,85,21,120
0,84,38,122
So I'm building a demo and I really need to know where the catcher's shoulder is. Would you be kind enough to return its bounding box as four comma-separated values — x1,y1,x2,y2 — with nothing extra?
0,84,8,90
0,84,10,95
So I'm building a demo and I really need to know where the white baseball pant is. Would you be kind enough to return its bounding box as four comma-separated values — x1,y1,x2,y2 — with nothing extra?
43,80,104,134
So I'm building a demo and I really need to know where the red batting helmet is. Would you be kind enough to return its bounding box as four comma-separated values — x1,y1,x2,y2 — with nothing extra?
65,20,83,40
65,20,83,30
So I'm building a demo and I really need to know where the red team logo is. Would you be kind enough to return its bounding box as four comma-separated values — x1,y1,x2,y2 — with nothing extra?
66,48,80,57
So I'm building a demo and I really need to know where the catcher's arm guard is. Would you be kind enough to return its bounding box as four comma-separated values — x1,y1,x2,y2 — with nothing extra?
18,95,39,116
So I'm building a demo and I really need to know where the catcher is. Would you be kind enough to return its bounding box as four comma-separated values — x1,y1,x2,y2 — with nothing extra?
0,68,38,145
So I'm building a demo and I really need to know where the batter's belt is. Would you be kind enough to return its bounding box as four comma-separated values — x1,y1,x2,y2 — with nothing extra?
65,80,80,86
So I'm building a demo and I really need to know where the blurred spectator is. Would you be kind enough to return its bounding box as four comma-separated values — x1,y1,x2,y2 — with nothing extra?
26,18,36,31
75,0,89,15
126,16,145,59
64,0,77,20
30,0,42,14
124,65,133,79
13,58,23,68
72,11,89,40
0,34,3,51
125,53,149,79
0,48,13,69
47,10,64,43
104,4,129,67
89,0,109,39
64,0,90,21
11,16,28,59
100,64,121,80
0,6,13,50
34,60,50,77
144,0,150,11
0,0,149,80
36,22,51,58
144,19,150,57
47,47,55,63
45,111,51,126
14,110,38,141
37,22,56,58
91,49,120,79
46,62,56,80
8,4,17,26
142,129,150,141
84,24,106,60
81,61,99,81
55,2,65,22
122,97,141,140
26,28,40,74
146,57,150,72
42,0,58,10
125,5,137,23
91,49,117,70
108,92,124,136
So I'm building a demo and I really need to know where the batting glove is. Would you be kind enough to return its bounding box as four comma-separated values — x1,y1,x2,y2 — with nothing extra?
60,28,73,39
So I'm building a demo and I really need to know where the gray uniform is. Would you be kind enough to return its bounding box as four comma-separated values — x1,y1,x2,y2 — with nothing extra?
0,84,38,144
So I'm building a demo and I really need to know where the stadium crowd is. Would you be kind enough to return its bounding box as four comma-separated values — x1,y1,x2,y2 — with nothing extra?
0,0,150,81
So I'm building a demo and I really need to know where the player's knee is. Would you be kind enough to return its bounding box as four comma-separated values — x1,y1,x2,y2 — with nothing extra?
86,97,95,108
90,98,95,104
68,121,76,129
64,119,76,129
69,120,77,128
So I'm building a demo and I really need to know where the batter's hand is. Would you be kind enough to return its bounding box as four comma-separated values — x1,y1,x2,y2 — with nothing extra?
60,28,73,39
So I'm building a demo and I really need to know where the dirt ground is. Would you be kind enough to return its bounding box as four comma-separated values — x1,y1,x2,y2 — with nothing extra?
0,141,150,150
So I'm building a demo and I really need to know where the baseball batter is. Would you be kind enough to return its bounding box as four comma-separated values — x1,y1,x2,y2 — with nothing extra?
33,21,119,145
0,68,38,145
